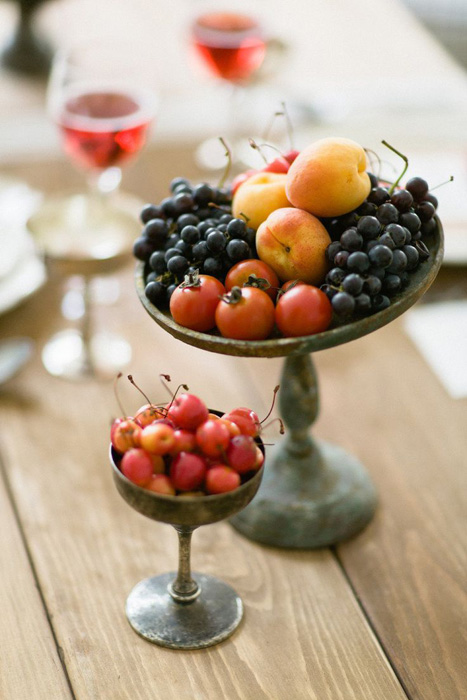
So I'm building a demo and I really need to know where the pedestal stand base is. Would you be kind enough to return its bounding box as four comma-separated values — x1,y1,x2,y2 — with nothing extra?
230,440,377,548
126,572,243,649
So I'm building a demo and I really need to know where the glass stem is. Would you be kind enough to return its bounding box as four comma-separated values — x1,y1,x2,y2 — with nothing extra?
80,276,93,372
168,526,200,604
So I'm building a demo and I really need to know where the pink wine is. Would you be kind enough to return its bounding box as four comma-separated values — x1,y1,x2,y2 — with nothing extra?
192,12,266,82
56,90,153,170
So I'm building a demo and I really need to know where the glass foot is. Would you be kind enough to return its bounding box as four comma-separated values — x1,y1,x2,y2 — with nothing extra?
41,329,131,380
230,440,378,548
126,572,243,649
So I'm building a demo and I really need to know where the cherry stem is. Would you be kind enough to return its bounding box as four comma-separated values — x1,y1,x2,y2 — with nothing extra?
364,147,382,178
113,372,127,416
261,101,294,150
260,385,280,425
430,175,454,191
281,101,295,150
218,137,232,190
248,138,268,165
261,417,285,435
127,374,153,405
381,140,409,194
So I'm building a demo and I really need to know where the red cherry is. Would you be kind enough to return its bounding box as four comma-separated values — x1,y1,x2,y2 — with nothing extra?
146,474,176,496
133,403,166,427
229,406,260,428
283,149,300,164
166,393,209,430
170,451,207,491
227,434,258,473
262,156,290,174
111,419,142,453
196,419,230,458
222,411,258,437
205,465,241,494
121,448,154,486
169,429,197,455
140,422,175,455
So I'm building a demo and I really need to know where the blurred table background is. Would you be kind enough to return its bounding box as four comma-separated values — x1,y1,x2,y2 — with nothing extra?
0,1,466,699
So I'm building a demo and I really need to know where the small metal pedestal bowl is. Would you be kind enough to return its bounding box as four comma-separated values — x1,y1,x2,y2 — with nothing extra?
135,220,444,549
110,444,264,649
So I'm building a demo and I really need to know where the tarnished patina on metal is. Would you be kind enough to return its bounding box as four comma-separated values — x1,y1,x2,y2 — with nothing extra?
230,353,377,547
110,437,264,649
134,221,444,548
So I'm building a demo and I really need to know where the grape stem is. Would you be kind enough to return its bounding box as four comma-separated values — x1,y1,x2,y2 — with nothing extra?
381,140,409,194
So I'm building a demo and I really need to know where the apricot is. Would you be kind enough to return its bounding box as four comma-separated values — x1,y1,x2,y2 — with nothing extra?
256,207,331,284
286,137,371,217
232,172,292,231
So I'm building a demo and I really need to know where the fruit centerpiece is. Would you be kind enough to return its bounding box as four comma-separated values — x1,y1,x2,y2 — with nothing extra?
131,135,443,548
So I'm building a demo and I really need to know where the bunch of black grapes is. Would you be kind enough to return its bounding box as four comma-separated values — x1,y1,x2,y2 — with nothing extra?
321,175,438,318
133,178,256,307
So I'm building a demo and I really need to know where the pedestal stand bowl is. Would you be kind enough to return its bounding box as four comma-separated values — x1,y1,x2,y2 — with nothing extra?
135,220,443,548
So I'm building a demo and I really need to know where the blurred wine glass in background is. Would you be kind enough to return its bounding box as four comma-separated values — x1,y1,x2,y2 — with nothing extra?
27,39,158,380
188,9,271,170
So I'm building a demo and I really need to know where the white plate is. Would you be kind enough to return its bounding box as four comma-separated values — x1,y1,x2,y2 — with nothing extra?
0,176,46,314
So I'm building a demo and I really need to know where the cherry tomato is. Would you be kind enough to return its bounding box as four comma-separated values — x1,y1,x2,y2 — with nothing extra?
275,284,332,337
215,287,275,340
225,259,280,300
170,274,225,332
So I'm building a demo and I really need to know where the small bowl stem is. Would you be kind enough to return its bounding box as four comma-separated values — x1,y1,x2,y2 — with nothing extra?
168,526,200,603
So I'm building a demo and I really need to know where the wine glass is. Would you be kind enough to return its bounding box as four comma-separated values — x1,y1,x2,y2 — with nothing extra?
189,10,267,169
109,437,264,649
27,39,158,380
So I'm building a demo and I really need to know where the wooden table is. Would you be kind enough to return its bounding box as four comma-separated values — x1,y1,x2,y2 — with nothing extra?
0,149,466,700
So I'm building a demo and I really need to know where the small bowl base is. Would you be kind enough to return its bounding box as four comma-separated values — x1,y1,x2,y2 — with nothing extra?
125,572,243,649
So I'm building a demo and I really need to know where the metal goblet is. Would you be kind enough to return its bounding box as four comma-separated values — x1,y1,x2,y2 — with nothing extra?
110,438,264,650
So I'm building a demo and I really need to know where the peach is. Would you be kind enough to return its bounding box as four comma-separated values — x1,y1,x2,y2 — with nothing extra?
232,171,292,231
286,137,371,217
256,207,331,284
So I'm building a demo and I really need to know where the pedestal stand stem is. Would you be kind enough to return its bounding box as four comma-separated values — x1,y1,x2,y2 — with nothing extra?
230,351,377,548
279,353,319,458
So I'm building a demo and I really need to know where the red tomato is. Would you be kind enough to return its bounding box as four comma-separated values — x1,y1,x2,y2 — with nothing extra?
215,287,275,340
225,259,280,300
275,284,332,337
170,274,225,332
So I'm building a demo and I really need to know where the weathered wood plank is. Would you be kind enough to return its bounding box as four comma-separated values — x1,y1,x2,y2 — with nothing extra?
0,456,72,700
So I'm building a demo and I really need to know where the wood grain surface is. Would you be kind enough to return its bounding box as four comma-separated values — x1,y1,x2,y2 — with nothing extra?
0,148,465,699
0,273,407,700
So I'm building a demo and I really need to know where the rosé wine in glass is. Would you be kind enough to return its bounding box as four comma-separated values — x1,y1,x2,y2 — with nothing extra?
192,12,266,83
56,89,154,171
